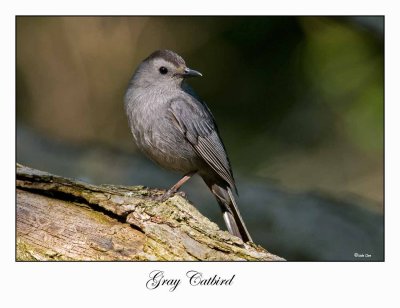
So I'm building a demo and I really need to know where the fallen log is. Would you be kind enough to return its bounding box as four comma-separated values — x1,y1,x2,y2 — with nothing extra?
16,164,283,261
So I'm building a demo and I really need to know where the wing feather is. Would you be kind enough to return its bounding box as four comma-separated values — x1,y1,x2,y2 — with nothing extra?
168,96,237,192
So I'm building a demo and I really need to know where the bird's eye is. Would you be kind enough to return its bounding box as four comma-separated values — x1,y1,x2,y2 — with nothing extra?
159,67,168,75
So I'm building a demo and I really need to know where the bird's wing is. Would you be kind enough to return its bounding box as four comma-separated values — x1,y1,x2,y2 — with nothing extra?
168,95,237,192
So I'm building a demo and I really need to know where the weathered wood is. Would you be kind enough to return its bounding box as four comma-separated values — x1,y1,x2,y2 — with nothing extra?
16,164,284,261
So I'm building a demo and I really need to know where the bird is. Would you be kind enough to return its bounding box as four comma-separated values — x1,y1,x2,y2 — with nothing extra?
124,49,252,242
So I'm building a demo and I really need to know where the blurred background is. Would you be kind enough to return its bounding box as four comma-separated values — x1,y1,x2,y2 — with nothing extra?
16,16,384,261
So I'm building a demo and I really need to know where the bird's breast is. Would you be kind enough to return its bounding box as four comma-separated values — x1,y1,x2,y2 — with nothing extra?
125,91,200,173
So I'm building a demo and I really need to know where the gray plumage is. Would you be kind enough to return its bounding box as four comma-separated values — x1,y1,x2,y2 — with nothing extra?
124,50,252,242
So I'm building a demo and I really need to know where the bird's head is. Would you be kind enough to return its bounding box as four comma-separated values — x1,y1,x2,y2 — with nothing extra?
132,50,202,88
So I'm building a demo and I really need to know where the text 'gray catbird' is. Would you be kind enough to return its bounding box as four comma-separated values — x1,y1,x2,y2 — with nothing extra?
124,50,252,242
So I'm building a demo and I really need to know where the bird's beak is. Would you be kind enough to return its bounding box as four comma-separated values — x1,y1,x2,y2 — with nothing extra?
183,67,203,78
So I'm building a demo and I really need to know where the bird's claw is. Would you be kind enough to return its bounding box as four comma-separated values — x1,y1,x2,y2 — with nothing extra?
155,189,186,202
176,191,187,198
155,189,175,202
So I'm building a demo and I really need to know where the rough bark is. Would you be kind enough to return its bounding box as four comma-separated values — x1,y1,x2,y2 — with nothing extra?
16,164,284,261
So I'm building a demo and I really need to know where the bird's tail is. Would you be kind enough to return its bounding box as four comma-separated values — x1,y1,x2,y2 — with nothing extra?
209,183,252,242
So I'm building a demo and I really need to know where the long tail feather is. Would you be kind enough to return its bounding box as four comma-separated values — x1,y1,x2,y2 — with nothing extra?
209,183,252,242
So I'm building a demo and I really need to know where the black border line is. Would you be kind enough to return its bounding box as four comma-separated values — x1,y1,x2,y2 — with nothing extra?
15,15,385,262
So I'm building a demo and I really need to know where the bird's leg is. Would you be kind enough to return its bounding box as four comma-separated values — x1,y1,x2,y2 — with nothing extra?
157,171,196,201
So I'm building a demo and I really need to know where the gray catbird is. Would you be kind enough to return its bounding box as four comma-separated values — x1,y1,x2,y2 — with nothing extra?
124,50,252,242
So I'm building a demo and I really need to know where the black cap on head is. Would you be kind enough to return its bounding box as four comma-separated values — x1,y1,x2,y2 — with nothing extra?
144,50,186,67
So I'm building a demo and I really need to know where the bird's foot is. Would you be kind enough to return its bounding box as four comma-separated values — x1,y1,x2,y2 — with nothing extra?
155,189,186,202
176,191,187,198
155,189,176,202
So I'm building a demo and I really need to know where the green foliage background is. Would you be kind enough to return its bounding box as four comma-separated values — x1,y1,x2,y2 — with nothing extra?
17,16,383,204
